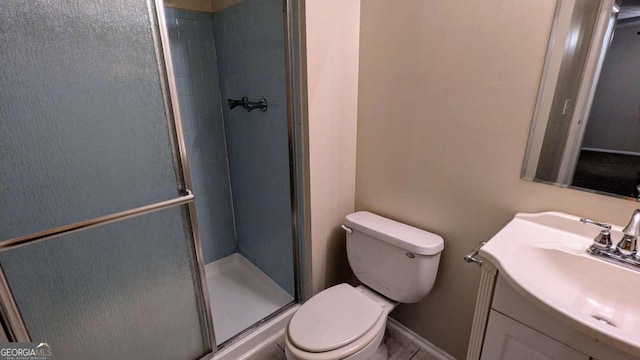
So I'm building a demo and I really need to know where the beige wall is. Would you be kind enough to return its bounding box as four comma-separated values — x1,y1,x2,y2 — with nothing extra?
357,1,639,359
305,0,361,296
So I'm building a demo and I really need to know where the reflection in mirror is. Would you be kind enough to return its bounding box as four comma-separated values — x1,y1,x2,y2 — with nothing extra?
522,0,640,200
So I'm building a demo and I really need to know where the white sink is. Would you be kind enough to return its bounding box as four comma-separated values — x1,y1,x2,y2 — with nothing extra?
480,212,640,357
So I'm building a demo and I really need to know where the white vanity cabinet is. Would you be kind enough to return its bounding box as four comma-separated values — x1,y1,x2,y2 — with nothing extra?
481,310,588,360
474,274,637,360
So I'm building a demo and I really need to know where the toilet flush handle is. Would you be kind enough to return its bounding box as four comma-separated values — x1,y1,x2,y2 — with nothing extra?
341,224,353,234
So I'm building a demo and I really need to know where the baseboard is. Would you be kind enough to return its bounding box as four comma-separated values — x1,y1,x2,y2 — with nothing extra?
581,147,640,157
207,305,454,360
387,318,457,360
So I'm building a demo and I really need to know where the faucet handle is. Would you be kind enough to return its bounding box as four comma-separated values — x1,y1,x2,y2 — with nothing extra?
580,218,612,250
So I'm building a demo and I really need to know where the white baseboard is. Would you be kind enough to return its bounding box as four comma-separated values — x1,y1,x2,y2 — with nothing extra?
581,147,640,157
206,306,455,360
387,318,457,360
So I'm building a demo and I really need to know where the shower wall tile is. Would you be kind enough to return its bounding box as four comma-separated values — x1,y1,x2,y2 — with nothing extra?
166,7,186,19
186,10,212,21
166,7,237,263
212,0,295,295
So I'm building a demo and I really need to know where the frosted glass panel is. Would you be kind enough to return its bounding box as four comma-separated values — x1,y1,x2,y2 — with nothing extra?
0,0,179,241
0,206,206,360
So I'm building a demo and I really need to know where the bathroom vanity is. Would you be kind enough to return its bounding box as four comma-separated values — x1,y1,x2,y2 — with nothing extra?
477,273,636,360
466,212,640,360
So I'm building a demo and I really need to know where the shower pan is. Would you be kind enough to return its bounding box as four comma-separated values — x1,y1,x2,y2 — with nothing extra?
0,0,304,358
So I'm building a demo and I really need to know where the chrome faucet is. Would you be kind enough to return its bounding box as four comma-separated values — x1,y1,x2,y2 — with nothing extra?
617,209,640,256
581,209,640,271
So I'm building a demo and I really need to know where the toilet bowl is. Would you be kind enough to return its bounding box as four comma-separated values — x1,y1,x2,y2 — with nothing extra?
285,212,444,360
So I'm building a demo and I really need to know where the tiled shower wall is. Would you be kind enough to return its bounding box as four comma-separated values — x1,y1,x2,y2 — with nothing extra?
212,0,294,295
165,7,237,263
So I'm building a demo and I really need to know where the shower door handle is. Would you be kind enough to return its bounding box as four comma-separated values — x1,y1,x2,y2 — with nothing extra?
0,190,195,251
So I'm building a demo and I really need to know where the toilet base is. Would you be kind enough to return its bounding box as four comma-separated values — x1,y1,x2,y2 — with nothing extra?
285,342,388,360
285,330,388,360
342,341,387,360
366,343,388,360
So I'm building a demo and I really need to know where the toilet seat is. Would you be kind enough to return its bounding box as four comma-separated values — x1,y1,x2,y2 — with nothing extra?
289,284,384,352
285,309,387,360
285,284,389,360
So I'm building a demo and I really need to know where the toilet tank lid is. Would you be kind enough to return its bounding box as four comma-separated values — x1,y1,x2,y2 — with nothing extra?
345,211,444,255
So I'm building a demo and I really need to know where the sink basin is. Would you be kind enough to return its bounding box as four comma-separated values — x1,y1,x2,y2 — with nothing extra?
480,212,640,356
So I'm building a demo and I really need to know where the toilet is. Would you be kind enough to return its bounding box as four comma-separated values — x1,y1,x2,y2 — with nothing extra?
285,211,444,360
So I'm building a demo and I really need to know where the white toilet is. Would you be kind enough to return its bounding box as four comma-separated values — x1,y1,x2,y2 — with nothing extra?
285,211,444,360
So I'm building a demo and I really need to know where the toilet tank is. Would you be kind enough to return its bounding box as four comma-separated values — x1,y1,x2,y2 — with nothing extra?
344,211,444,303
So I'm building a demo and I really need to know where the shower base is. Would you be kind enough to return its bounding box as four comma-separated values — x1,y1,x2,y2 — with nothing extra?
205,253,294,344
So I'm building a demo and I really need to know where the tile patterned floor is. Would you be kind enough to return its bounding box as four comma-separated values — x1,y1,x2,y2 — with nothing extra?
248,326,440,360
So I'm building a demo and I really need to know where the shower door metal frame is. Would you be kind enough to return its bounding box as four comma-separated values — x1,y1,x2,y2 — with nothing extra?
152,0,218,353
0,0,218,356
283,0,308,305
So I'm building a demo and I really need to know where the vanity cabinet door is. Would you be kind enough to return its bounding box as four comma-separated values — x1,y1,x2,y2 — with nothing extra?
481,310,589,360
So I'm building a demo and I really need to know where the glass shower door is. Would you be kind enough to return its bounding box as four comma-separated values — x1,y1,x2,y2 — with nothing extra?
0,206,206,360
0,0,214,359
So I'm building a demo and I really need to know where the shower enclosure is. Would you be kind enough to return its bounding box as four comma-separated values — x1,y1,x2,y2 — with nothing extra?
0,0,303,358
160,0,300,345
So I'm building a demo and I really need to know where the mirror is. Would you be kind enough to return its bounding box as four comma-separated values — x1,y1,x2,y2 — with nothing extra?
522,0,640,200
